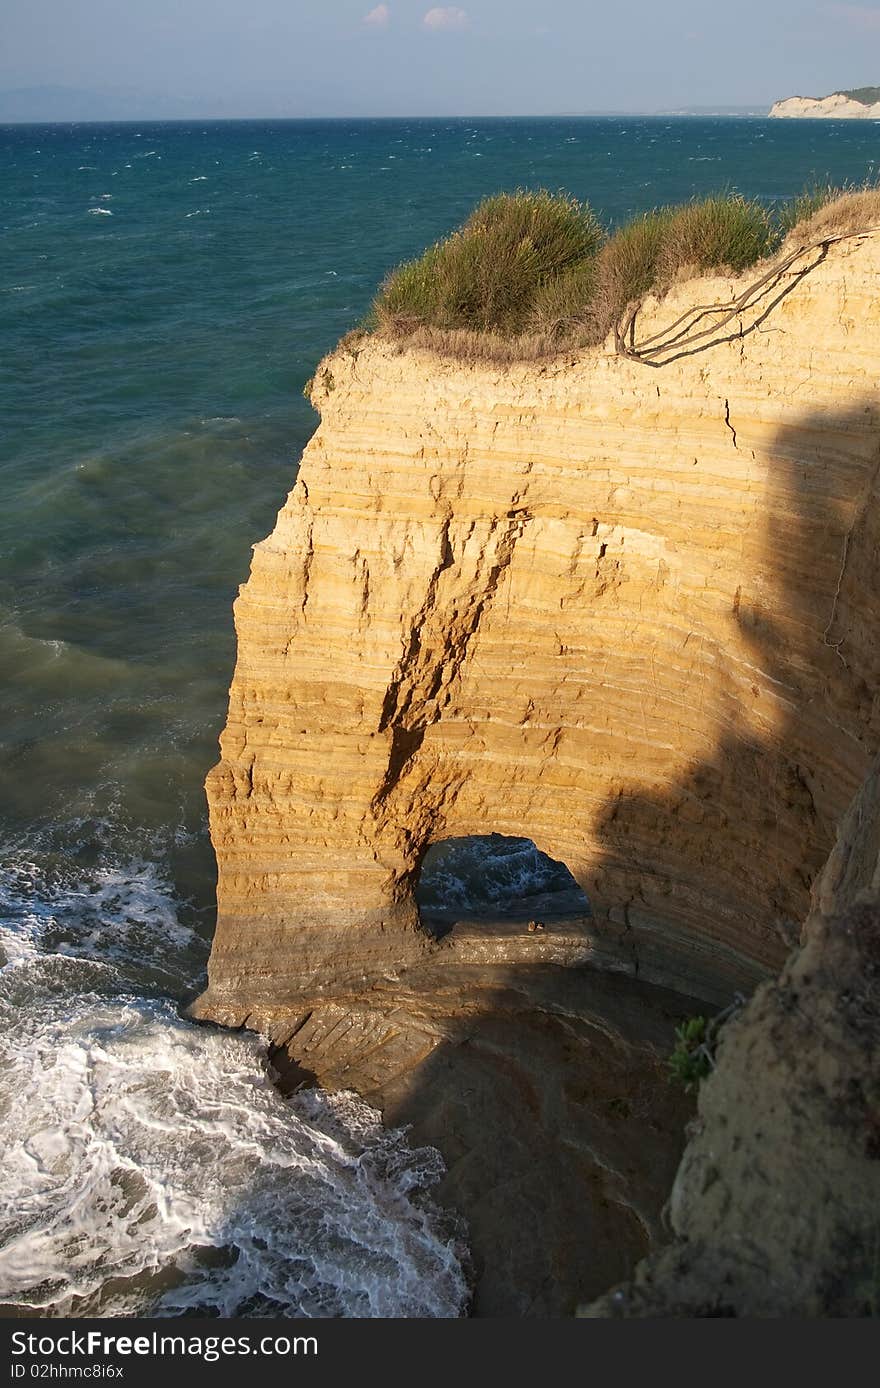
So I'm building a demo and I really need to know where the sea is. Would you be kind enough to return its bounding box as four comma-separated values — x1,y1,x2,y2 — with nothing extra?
1,115,878,1317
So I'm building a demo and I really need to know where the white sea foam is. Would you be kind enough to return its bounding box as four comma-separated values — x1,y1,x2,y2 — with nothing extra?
0,853,469,1317
0,972,468,1317
87,208,113,216
417,833,588,917
0,854,204,985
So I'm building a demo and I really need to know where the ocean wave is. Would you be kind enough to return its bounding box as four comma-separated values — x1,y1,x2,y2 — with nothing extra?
0,852,205,987
0,972,468,1317
0,846,468,1317
416,833,588,916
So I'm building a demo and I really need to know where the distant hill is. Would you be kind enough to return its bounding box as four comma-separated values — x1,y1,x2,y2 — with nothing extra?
841,86,880,105
770,88,880,119
657,105,768,117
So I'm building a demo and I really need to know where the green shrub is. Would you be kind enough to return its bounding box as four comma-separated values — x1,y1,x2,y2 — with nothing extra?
780,184,880,243
668,995,747,1093
589,208,675,341
528,257,599,339
374,189,604,337
656,194,774,280
367,185,880,359
668,1015,712,1092
776,184,841,239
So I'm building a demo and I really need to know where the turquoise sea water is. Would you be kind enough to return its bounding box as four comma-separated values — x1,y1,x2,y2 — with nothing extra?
1,116,878,1316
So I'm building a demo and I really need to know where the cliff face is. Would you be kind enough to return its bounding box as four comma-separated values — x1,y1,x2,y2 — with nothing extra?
770,92,880,118
197,232,880,1021
585,754,880,1318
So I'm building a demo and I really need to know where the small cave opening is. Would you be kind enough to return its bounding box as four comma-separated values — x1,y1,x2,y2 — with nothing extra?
415,832,591,939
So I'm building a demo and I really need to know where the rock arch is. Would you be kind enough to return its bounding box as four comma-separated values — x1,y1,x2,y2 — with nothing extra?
197,237,880,1025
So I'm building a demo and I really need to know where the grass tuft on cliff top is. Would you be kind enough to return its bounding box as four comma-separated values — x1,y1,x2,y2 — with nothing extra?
375,190,604,338
778,184,880,243
370,185,880,361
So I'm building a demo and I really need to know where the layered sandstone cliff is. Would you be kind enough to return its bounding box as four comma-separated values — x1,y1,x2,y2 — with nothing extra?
770,92,880,118
196,230,880,1021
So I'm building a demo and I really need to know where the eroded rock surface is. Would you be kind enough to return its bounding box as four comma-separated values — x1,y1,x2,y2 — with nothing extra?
193,231,880,1316
265,949,698,1316
196,233,880,1019
585,757,880,1318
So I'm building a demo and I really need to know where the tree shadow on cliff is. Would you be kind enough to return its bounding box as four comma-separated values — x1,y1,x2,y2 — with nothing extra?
272,957,701,1319
264,399,880,1321
354,396,880,1318
586,396,880,998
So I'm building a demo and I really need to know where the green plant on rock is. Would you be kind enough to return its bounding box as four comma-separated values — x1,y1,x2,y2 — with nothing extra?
668,1015,712,1091
668,996,746,1092
663,1016,710,1088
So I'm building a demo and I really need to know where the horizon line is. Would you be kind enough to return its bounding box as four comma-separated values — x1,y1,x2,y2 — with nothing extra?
0,109,773,127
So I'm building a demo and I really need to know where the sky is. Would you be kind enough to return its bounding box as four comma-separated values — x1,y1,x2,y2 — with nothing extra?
2,0,880,119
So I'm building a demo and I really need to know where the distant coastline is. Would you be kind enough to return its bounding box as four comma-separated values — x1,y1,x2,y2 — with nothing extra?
0,85,773,124
771,87,880,119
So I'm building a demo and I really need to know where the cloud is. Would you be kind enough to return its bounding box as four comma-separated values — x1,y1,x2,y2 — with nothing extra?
363,4,391,26
423,7,469,30
823,3,880,28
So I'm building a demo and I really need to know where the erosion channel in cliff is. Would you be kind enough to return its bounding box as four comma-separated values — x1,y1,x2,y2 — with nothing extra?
193,231,880,1314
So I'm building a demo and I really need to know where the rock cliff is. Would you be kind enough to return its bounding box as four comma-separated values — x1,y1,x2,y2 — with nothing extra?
585,753,880,1317
196,231,880,1022
770,92,880,118
192,228,880,1315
